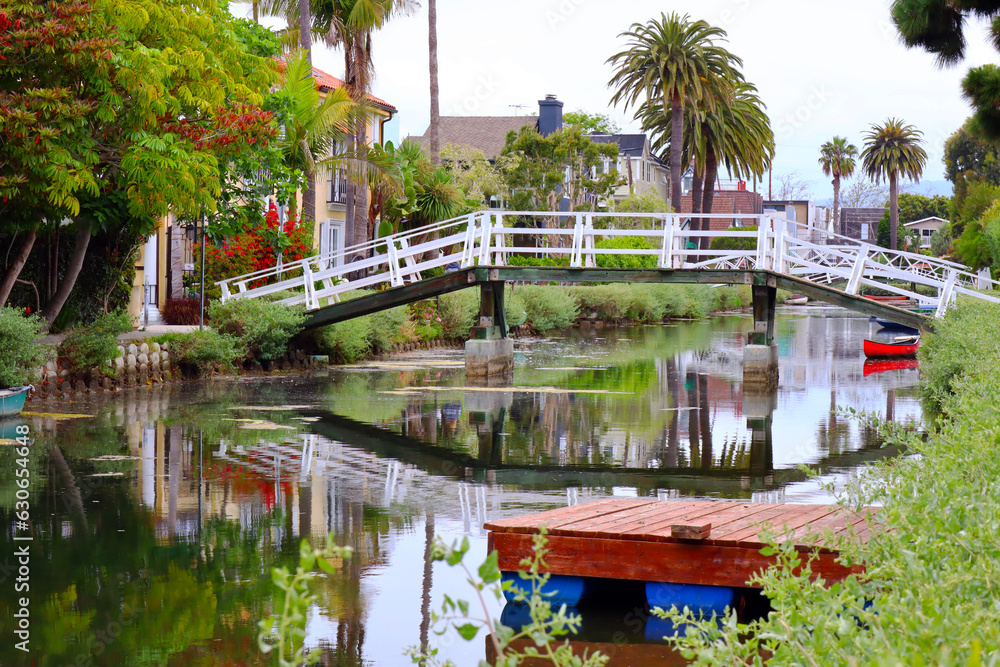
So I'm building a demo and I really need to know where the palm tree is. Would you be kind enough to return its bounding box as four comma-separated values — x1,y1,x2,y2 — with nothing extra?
818,137,858,237
638,81,773,249
428,0,440,165
607,12,741,214
314,0,415,247
276,51,357,222
860,119,927,250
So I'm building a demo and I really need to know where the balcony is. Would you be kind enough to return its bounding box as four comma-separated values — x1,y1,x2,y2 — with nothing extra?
328,170,348,205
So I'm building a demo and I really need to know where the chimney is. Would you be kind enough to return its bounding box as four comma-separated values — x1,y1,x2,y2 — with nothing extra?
538,94,563,136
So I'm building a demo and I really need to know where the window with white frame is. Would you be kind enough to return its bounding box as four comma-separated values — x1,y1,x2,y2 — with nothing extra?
318,219,346,269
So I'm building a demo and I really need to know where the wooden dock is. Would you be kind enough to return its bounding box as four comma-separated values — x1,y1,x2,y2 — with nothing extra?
485,499,874,589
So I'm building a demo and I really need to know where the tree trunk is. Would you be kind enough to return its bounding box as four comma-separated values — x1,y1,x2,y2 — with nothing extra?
41,222,91,324
889,172,898,251
701,146,718,252
428,0,440,165
303,173,316,225
0,228,37,308
298,0,311,63
669,93,683,214
252,0,259,21
834,177,843,238
353,122,369,248
690,166,703,262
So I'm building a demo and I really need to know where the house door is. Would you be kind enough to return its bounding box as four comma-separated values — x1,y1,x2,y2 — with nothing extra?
318,220,346,269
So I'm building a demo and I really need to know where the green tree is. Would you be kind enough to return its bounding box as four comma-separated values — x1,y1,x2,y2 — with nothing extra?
944,119,1000,207
819,136,859,237
875,193,952,250
608,12,741,214
440,143,507,208
499,125,620,225
861,118,928,251
563,110,621,134
892,1,1000,140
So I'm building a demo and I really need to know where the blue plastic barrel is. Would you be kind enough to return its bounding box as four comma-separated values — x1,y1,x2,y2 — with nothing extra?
502,572,586,606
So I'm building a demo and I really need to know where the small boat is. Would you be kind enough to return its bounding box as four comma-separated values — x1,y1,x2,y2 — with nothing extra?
0,386,32,418
864,337,919,358
784,294,808,305
863,358,919,376
874,318,920,335
864,295,908,301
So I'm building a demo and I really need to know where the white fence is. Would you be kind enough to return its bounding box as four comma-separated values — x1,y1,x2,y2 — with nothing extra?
217,211,999,318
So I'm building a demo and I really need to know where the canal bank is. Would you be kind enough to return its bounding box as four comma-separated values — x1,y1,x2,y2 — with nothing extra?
0,306,921,665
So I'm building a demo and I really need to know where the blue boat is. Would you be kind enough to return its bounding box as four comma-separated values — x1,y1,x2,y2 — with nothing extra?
0,386,31,418
874,318,920,335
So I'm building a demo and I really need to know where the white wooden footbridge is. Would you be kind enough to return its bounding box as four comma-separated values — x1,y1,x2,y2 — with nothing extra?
216,211,998,331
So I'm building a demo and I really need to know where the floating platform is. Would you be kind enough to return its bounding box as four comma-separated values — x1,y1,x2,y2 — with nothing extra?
485,499,874,592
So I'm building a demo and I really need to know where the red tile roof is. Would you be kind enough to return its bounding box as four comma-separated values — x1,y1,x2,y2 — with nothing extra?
311,65,397,111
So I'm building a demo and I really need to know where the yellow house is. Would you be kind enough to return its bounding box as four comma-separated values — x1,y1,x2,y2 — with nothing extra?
129,65,397,324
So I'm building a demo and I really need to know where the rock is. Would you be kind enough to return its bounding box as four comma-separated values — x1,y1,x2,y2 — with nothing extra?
160,341,168,351
58,369,70,379
126,353,137,369
45,371,57,382
160,351,169,363
151,342,160,353
127,343,138,357
149,352,160,365
114,356,124,370
137,353,148,365
44,359,57,372
116,345,125,358
139,342,149,355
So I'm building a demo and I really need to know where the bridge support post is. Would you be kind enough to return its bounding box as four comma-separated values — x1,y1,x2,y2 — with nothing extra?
466,281,513,382
744,274,779,387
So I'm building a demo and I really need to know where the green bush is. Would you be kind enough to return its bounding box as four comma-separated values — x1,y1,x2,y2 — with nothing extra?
318,318,371,363
207,298,306,362
595,236,658,269
0,308,49,388
516,285,578,333
920,301,1000,410
709,226,758,251
366,305,408,353
437,289,479,337
507,254,571,267
59,309,133,376
157,329,243,375
505,288,528,328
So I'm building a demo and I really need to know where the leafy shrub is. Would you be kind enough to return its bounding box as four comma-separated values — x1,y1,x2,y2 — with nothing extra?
516,285,578,333
409,299,444,340
929,228,953,257
59,309,133,376
207,298,306,362
507,254,571,267
595,236,657,269
366,305,408,352
920,301,1000,409
505,287,528,328
437,289,479,337
709,226,758,251
161,297,202,325
318,319,371,363
160,330,243,375
0,308,49,388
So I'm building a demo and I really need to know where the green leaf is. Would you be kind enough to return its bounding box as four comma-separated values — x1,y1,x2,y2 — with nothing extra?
455,623,480,641
478,550,501,584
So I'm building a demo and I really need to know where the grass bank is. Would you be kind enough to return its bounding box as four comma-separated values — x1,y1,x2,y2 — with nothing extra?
664,300,1000,664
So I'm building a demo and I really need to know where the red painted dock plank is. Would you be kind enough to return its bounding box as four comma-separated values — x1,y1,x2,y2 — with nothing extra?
486,499,875,588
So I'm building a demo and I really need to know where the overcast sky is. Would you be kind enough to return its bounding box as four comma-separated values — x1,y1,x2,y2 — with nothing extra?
236,0,996,201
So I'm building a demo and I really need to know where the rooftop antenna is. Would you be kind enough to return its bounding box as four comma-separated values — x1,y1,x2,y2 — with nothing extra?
509,104,527,116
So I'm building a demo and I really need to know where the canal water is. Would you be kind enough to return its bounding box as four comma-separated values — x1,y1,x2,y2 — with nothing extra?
0,305,922,666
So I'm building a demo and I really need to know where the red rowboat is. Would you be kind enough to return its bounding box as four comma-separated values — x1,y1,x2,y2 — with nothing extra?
863,336,919,358
863,358,919,376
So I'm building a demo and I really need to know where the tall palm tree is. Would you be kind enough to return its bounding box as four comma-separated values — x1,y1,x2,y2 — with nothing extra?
314,0,415,248
428,0,440,165
607,12,741,213
860,119,927,250
818,136,858,237
638,81,773,249
276,51,357,222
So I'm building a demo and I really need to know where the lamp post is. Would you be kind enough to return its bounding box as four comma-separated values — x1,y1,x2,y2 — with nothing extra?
199,213,207,331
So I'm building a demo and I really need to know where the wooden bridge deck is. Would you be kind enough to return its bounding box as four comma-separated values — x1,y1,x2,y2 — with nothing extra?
485,498,875,589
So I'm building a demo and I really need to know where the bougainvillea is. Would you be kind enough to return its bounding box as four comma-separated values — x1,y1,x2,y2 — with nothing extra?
203,202,311,295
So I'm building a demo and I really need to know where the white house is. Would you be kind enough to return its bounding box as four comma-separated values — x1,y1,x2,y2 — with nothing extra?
903,216,948,248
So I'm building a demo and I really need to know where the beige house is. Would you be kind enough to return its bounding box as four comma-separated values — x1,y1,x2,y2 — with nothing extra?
588,134,669,205
904,216,948,248
130,65,397,322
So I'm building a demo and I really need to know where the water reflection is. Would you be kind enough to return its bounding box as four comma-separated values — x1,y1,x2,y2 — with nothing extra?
0,308,923,666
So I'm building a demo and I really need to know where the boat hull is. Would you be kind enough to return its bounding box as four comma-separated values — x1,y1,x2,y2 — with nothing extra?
863,358,919,376
874,318,920,334
863,339,919,358
0,386,31,418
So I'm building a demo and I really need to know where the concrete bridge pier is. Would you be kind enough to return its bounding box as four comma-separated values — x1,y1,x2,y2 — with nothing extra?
465,281,514,382
744,275,778,388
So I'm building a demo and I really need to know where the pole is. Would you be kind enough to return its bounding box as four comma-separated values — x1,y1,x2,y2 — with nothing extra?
768,168,772,201
199,213,206,331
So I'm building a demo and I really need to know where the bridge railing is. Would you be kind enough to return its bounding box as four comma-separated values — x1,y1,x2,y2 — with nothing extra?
216,210,998,316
